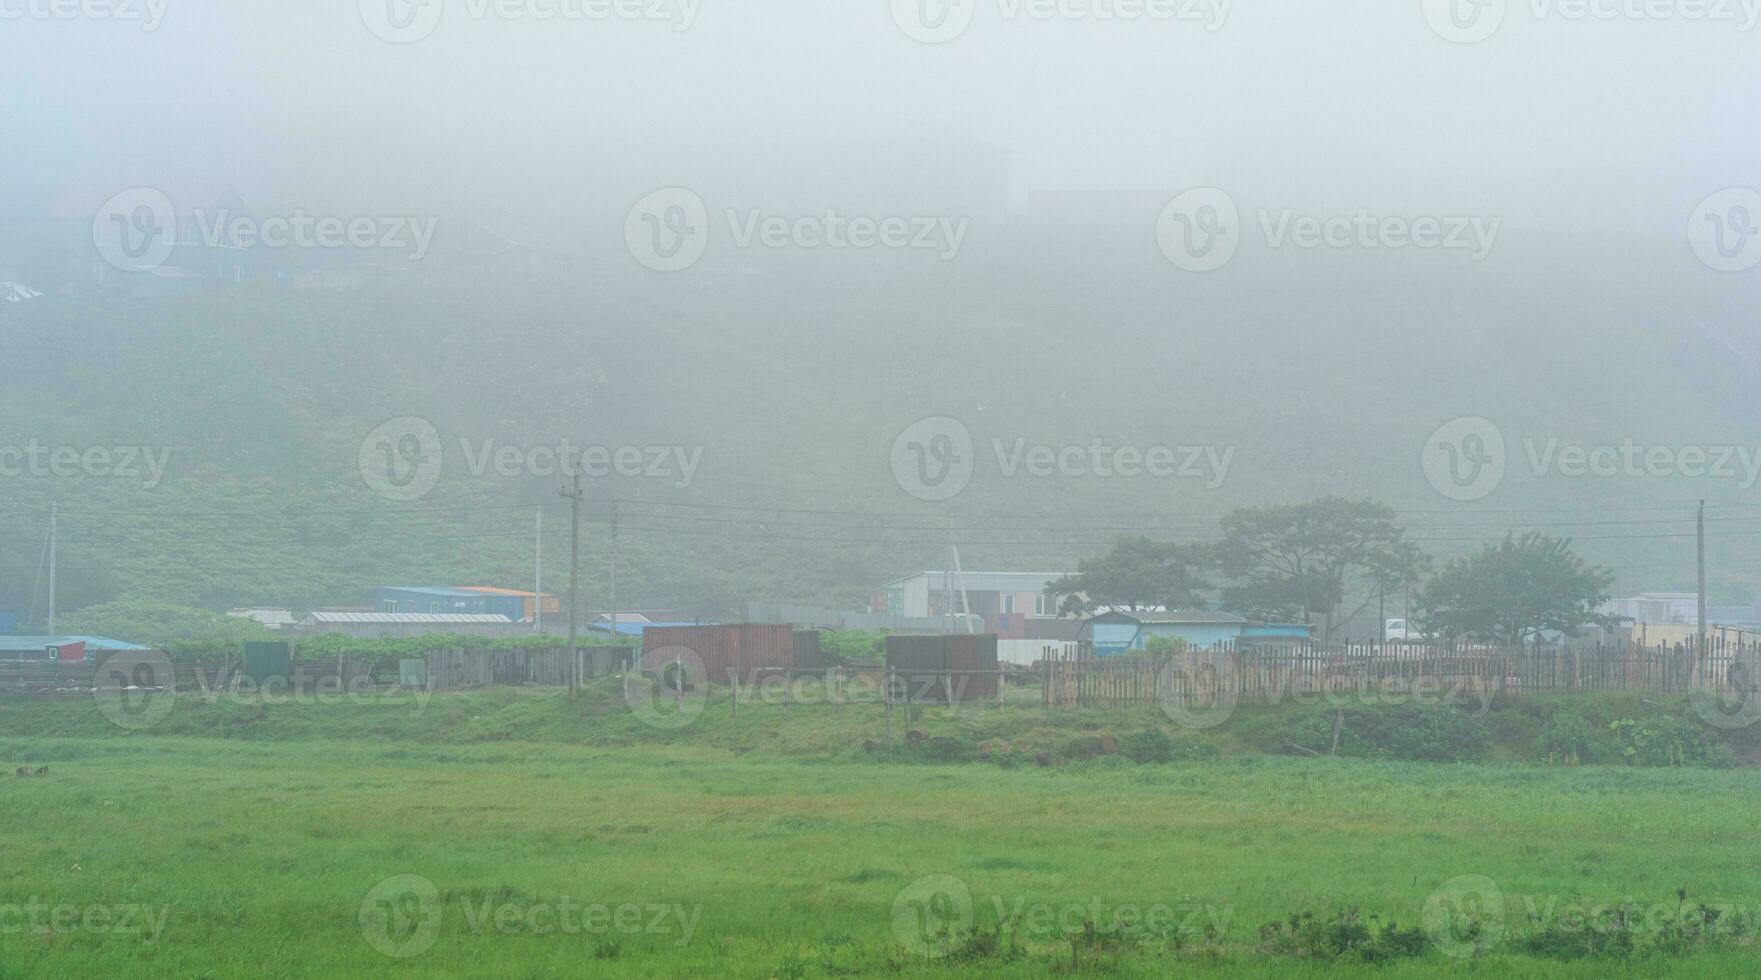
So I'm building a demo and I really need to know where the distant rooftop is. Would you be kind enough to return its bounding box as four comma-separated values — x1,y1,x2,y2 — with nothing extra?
304,612,513,624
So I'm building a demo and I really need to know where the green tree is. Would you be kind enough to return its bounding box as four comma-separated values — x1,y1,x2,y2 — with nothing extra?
1414,532,1615,647
1050,536,1211,615
1215,498,1416,638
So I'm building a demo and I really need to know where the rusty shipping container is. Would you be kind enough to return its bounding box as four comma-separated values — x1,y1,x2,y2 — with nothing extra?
884,634,998,703
642,624,793,686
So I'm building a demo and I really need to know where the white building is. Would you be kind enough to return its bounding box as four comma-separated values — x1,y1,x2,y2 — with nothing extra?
1608,593,1699,625
880,571,1070,633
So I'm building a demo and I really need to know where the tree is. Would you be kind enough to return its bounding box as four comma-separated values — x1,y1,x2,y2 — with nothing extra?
1414,532,1615,647
1214,498,1416,637
1050,536,1211,615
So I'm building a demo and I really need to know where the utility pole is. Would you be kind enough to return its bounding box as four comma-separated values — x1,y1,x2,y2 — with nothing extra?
609,499,619,649
562,474,583,694
534,505,543,634
47,502,57,636
1698,499,1708,657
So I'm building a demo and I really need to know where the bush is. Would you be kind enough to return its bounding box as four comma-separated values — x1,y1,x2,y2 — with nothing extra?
1122,729,1174,764
1258,703,1492,763
1608,716,1734,768
1257,909,1427,963
1534,708,1621,765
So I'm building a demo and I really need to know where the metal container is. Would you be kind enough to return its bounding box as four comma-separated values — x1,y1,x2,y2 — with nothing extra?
642,624,793,686
792,630,824,669
885,634,998,703
242,642,292,685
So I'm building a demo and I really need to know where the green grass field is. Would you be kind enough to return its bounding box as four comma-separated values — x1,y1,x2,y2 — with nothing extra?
1,683,1758,977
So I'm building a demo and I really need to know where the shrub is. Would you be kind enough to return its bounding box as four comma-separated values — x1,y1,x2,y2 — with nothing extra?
1257,909,1427,962
1609,717,1734,768
1534,707,1620,765
1122,729,1174,764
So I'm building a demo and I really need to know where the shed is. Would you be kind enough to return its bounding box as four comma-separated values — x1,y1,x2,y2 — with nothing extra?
1083,610,1250,656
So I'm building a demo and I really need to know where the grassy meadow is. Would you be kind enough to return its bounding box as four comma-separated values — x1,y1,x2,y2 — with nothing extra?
1,682,1759,977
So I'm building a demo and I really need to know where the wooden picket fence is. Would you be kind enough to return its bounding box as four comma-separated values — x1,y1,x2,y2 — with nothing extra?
1042,637,1761,709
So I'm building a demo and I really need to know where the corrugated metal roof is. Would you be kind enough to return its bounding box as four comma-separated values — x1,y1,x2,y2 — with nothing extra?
303,612,513,624
0,635,149,652
379,587,484,598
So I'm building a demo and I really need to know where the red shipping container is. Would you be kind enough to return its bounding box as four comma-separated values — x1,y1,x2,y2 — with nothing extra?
52,641,87,663
641,624,793,687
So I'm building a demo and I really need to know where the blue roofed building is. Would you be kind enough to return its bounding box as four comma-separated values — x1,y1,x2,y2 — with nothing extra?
1081,610,1314,656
